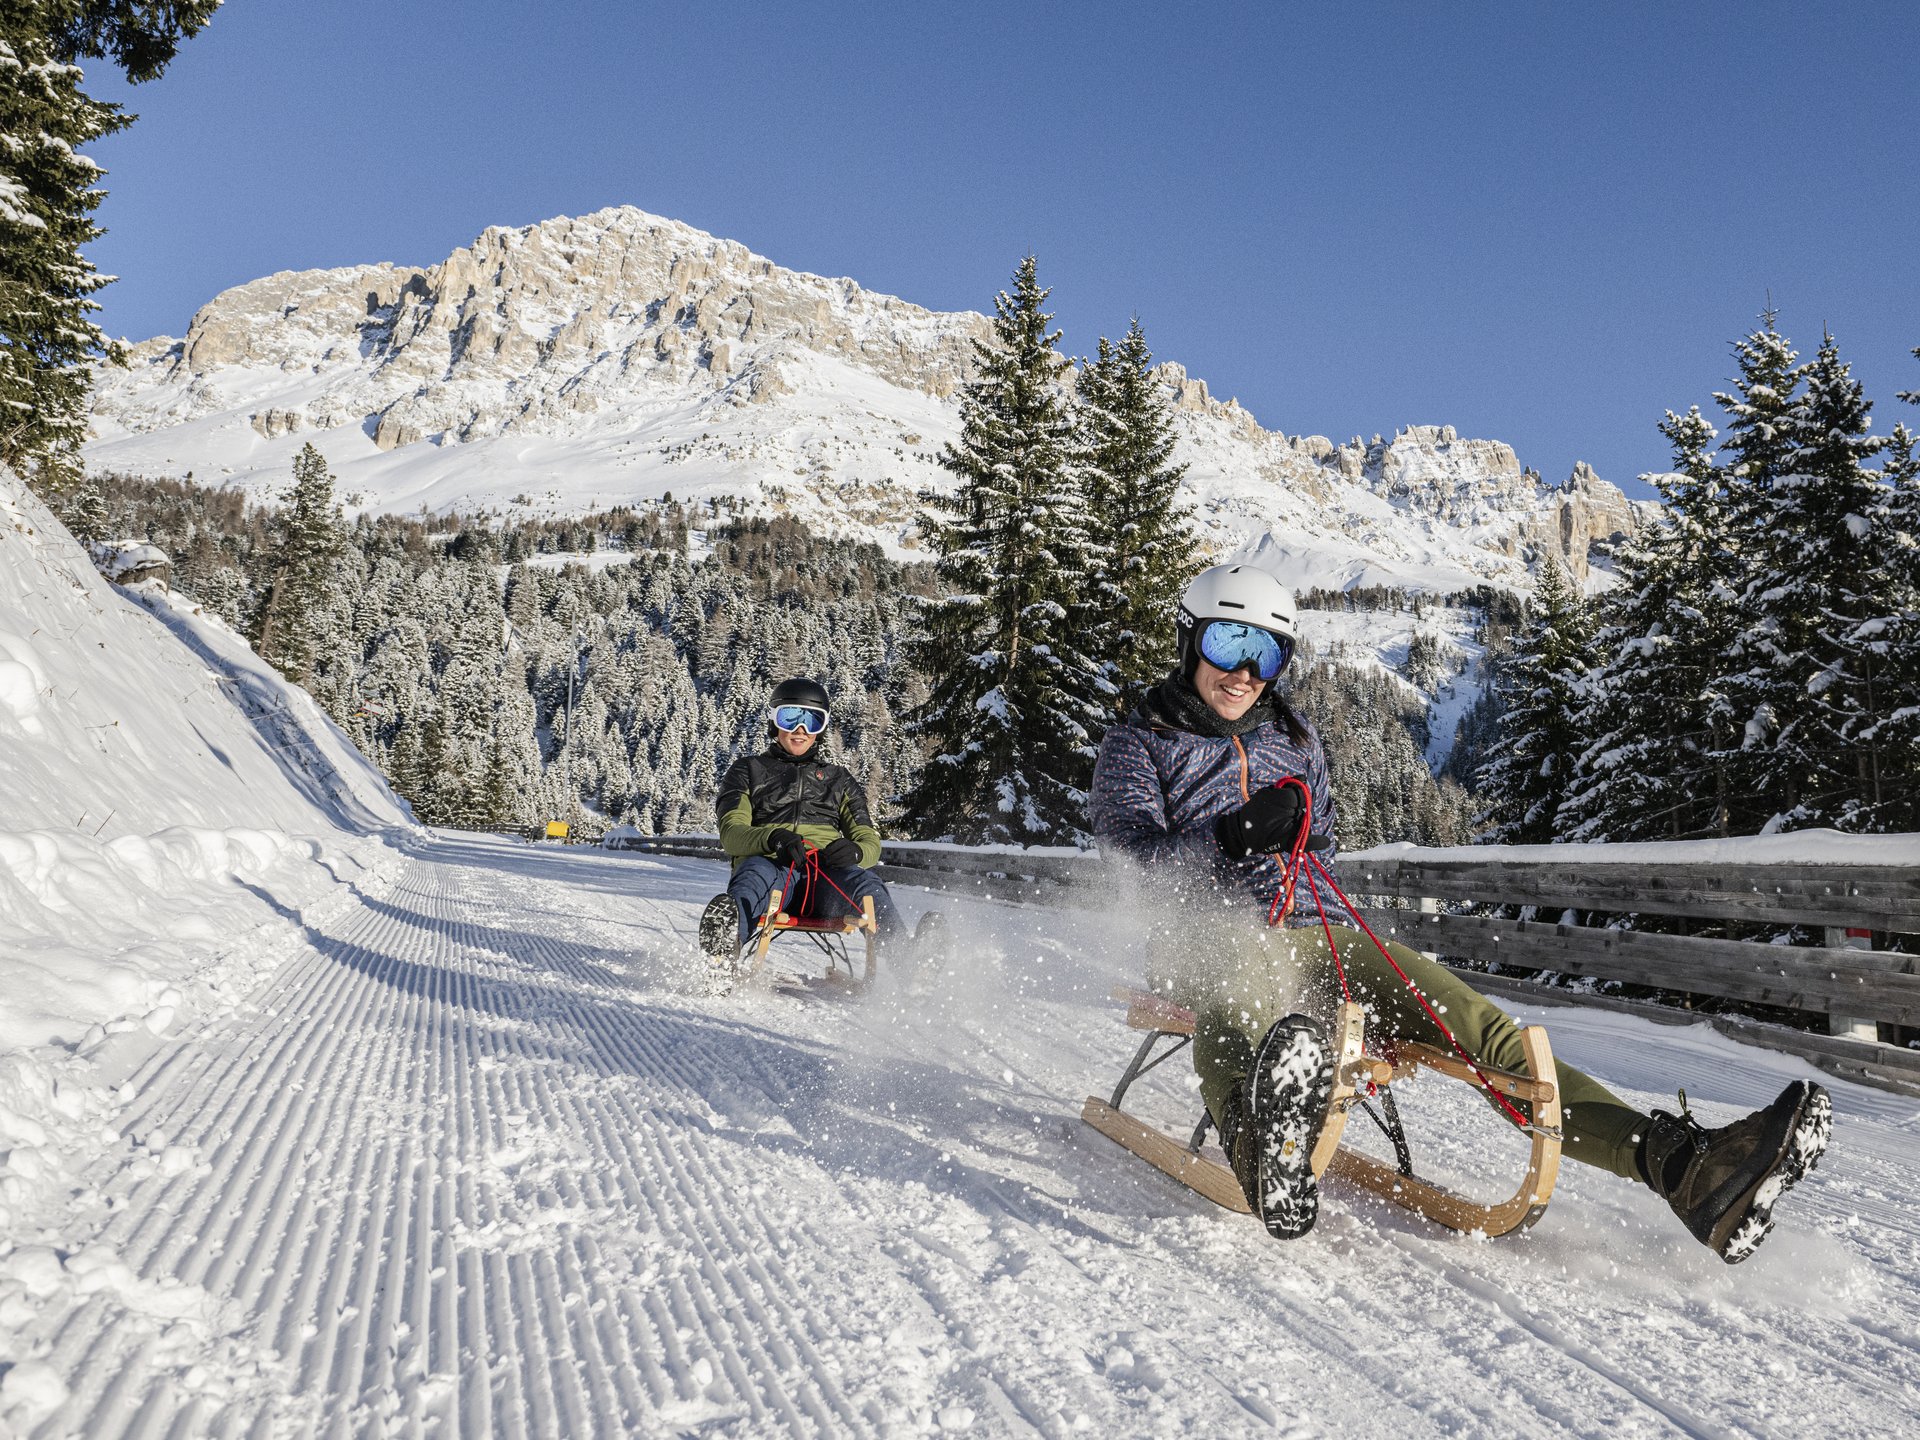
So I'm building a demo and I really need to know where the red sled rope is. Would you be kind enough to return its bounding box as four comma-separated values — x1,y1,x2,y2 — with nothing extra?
1259,777,1532,1130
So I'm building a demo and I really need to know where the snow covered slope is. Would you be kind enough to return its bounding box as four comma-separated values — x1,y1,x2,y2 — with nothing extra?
0,466,410,1289
85,205,1640,591
0,466,408,1045
8,836,1914,1436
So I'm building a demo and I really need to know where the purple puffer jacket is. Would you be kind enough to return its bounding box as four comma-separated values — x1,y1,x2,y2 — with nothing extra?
1088,706,1359,930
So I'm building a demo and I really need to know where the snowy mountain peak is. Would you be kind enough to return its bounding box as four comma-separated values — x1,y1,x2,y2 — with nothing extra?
89,204,1637,593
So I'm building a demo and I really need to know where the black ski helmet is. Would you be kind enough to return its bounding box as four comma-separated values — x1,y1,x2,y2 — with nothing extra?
769,677,831,712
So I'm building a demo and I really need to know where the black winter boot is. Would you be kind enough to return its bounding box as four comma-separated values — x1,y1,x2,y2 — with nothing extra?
698,894,739,965
1640,1081,1832,1264
1221,1015,1337,1240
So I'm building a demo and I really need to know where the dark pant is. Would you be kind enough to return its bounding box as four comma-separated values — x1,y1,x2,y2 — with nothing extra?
727,855,904,946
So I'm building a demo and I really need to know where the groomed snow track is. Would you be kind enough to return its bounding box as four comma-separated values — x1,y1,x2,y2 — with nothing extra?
20,834,1920,1437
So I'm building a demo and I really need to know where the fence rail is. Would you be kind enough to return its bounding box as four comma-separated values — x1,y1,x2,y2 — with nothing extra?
609,833,1094,903
1342,848,1920,932
606,830,1920,1091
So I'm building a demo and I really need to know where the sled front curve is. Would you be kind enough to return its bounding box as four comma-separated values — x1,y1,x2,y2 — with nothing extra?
1322,1024,1561,1236
1081,988,1562,1238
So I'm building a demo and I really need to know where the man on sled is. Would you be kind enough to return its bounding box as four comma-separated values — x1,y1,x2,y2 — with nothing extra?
699,677,906,976
1087,563,1831,1261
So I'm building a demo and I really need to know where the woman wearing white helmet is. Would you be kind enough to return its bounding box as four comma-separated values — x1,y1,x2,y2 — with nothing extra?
1087,563,1829,1259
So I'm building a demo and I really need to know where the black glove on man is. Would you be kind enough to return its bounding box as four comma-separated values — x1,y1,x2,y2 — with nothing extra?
818,838,863,870
768,829,810,867
1215,784,1307,861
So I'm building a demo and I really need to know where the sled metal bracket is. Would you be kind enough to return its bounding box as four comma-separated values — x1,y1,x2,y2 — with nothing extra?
1108,1029,1191,1111
1188,1110,1213,1155
1355,1090,1415,1178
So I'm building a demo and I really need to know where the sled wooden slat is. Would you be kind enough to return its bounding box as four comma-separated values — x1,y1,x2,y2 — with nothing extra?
1309,1003,1370,1176
1081,1098,1251,1213
1394,1042,1558,1105
1111,987,1198,1034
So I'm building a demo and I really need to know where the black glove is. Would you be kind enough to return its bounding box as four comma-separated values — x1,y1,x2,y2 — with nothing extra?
1215,784,1307,860
768,829,809,866
818,838,863,870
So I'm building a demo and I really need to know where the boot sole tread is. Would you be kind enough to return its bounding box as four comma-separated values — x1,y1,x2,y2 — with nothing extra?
1248,1020,1336,1241
1714,1084,1833,1264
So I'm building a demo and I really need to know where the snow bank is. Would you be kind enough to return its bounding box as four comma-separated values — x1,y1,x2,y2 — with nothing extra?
0,465,412,1245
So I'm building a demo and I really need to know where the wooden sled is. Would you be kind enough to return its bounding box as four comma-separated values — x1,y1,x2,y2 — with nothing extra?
740,886,879,992
1081,988,1562,1237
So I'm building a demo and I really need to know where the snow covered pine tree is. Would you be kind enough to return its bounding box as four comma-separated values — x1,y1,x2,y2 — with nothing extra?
901,256,1111,845
1074,318,1196,717
1475,555,1593,845
1563,406,1741,842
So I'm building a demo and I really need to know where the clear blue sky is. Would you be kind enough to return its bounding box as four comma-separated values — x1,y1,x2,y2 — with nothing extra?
86,1,1919,499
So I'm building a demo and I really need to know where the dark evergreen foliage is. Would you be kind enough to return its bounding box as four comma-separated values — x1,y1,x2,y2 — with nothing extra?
249,443,346,683
1539,319,1920,845
901,256,1109,844
1073,318,1195,715
1562,407,1740,841
1476,556,1593,844
0,0,217,489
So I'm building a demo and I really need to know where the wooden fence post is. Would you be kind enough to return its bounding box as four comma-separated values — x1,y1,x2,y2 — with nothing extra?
1826,925,1880,1041
1417,894,1441,962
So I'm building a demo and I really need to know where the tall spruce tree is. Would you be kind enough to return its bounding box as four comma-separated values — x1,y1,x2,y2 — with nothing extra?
0,1,219,489
1858,419,1920,829
900,256,1108,844
250,442,345,683
1725,331,1886,829
1074,318,1195,717
1562,407,1740,840
1476,555,1594,844
1710,314,1808,829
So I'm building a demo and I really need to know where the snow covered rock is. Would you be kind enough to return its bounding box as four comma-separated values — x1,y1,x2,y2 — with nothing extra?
87,539,171,587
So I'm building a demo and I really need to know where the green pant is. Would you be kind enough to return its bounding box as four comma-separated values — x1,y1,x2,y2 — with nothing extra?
1162,922,1650,1182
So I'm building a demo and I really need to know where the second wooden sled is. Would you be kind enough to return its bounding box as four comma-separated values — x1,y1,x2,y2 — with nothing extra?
742,885,880,993
1081,988,1562,1237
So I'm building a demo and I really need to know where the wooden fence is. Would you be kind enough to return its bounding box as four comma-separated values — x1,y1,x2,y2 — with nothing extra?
1341,843,1920,1093
609,832,1920,1092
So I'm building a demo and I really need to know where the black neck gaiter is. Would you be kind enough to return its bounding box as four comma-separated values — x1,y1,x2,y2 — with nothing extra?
1137,668,1273,739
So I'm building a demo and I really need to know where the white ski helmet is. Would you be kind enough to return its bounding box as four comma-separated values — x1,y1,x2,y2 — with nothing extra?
1176,564,1299,679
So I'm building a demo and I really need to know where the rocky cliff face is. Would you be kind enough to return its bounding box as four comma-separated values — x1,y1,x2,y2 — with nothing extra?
89,205,1641,593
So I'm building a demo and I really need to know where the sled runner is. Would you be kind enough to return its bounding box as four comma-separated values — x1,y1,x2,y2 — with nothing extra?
1081,988,1563,1237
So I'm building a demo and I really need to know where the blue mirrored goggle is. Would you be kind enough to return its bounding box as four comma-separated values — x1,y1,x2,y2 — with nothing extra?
1197,620,1293,681
771,704,830,735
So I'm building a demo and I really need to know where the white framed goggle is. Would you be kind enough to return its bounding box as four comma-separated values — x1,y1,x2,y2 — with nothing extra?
771,704,830,735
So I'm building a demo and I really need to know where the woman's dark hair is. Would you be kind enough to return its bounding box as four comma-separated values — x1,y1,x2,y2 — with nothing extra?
1272,692,1311,746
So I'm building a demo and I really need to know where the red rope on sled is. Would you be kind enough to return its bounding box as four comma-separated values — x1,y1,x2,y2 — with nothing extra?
1260,779,1532,1131
1263,778,1349,1001
777,845,864,923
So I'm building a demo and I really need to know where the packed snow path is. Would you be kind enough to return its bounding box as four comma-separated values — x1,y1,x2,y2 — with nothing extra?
20,834,1920,1437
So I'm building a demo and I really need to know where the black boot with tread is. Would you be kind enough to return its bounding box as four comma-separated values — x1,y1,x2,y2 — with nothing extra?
1224,1015,1337,1241
1641,1080,1832,1264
